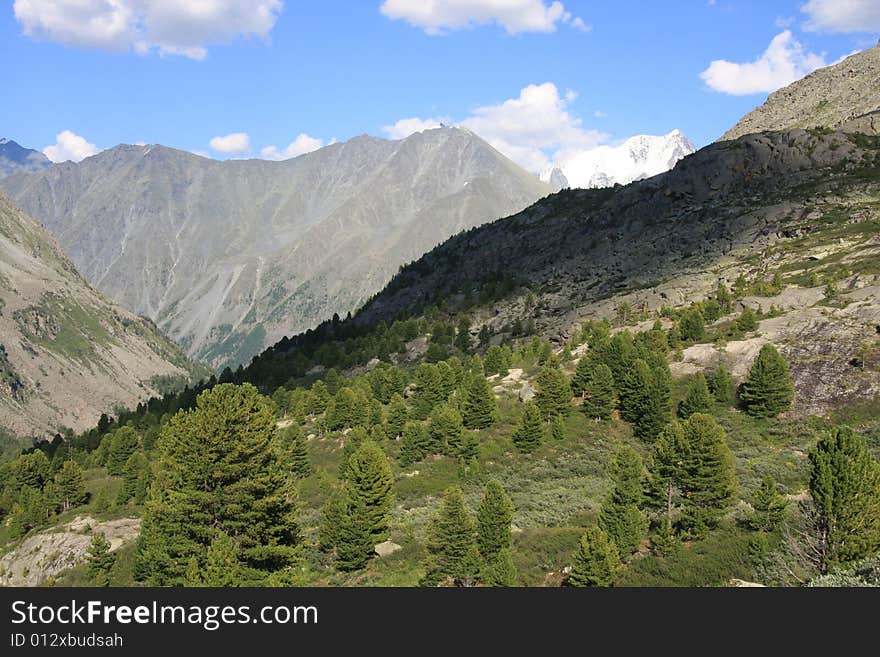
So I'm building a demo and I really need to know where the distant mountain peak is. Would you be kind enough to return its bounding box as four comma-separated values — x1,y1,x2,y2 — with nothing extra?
540,129,695,190
0,138,51,179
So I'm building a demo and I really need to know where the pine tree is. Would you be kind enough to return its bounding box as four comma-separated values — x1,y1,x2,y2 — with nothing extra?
678,413,738,535
678,372,713,418
335,494,375,572
461,373,498,430
484,345,507,376
548,414,565,441
345,440,394,544
640,353,672,440
568,527,620,587
281,424,311,478
710,365,735,405
202,531,243,586
421,487,481,587
399,422,432,466
477,480,514,560
581,363,617,421
619,359,652,423
809,426,880,567
740,344,794,418
679,308,706,343
117,452,151,505
649,422,686,531
385,394,408,439
512,402,543,454
716,281,734,313
570,357,592,397
455,317,472,353
318,487,348,552
87,532,116,587
54,460,86,512
598,446,648,557
459,432,479,465
748,475,788,532
535,367,571,419
107,426,139,476
338,427,367,479
428,405,464,455
736,306,758,332
482,548,518,587
309,380,331,414
411,364,446,420
135,384,300,585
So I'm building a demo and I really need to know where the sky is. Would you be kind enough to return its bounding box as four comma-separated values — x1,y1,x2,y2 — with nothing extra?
1,1,879,174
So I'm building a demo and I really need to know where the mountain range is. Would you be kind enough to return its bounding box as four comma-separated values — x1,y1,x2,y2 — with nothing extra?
0,128,550,369
0,138,50,179
540,130,695,190
0,193,205,438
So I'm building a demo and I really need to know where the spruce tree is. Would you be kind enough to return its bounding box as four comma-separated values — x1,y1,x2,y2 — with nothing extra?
535,367,571,419
335,494,375,571
649,422,686,530
117,452,151,505
678,413,738,535
476,480,514,560
87,532,116,586
512,402,544,454
411,364,446,420
338,427,367,479
640,354,672,440
710,365,735,405
107,426,139,476
461,373,498,430
484,345,506,377
399,422,431,466
385,394,408,439
569,527,620,587
598,446,648,557
619,359,652,424
421,487,481,586
54,460,86,512
581,363,617,421
318,487,348,552
679,308,706,343
482,548,518,587
345,440,394,543
135,384,300,585
748,475,788,532
281,424,311,478
428,405,464,455
809,426,880,567
570,357,592,397
740,344,794,418
678,372,713,418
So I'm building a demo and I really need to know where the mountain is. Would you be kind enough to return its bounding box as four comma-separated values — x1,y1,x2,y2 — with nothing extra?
0,193,206,438
0,138,50,179
722,44,880,141
0,127,550,369
539,130,695,190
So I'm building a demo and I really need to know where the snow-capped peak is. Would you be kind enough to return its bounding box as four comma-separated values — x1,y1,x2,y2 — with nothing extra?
540,129,695,190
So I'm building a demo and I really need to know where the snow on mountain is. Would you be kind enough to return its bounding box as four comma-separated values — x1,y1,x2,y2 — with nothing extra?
540,129,696,190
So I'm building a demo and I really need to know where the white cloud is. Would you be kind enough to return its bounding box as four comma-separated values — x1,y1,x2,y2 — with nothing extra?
209,132,250,154
13,0,282,60
802,0,880,33
570,17,590,32
459,82,607,173
379,0,583,35
42,130,100,163
381,117,449,140
593,110,607,119
260,133,324,160
774,16,795,28
699,31,827,96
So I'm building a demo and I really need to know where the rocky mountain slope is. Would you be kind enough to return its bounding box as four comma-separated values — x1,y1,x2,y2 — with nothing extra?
540,129,695,190
0,128,550,368
0,138,50,178
0,193,204,438
722,44,880,141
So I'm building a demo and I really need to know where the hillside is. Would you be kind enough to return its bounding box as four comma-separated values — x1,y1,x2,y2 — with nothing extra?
722,44,880,141
0,128,550,368
0,193,205,439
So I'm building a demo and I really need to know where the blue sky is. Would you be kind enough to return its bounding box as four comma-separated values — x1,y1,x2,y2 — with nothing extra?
2,1,878,172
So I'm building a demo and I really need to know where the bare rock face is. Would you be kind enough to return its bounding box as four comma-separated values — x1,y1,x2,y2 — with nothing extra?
0,193,203,437
722,45,880,141
374,540,402,557
1,128,549,369
0,516,141,586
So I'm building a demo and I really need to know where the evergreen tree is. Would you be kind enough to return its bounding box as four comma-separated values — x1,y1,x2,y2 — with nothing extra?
345,440,394,544
512,402,543,454
428,405,464,455
619,359,652,423
202,531,243,586
455,317,472,353
338,427,368,479
716,281,734,313
107,426,139,476
569,527,620,587
678,373,713,418
309,380,331,414
740,344,794,418
327,387,369,430
482,548,518,587
411,363,446,420
117,452,151,505
15,450,51,489
548,414,565,442
581,363,617,421
87,532,116,587
535,367,571,419
135,384,300,585
281,424,311,479
679,308,706,343
710,365,735,405
421,487,481,587
459,432,479,465
598,446,648,557
649,422,686,531
484,345,506,377
736,306,758,332
385,394,408,440
809,426,880,567
640,353,672,441
54,460,86,512
399,422,432,466
335,493,376,571
477,480,514,560
600,332,635,388
461,373,498,430
678,413,738,535
570,357,591,397
748,475,788,532
318,487,348,552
